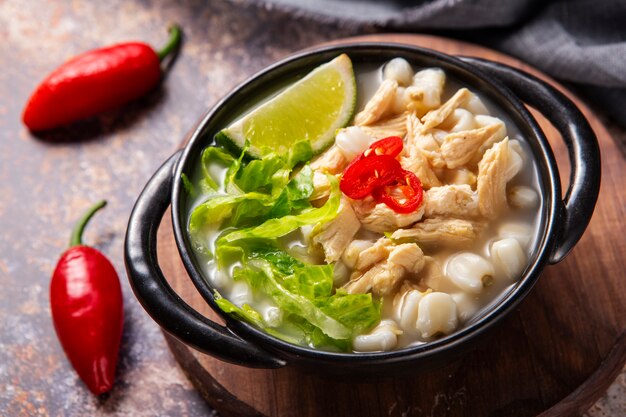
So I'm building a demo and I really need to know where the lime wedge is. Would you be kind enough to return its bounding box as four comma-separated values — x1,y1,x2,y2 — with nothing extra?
216,54,356,158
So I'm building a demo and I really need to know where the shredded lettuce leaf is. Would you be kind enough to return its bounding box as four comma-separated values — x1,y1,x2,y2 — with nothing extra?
215,175,339,246
214,290,265,328
315,290,381,337
268,165,315,218
286,140,314,167
228,247,380,348
253,260,351,340
187,144,381,351
200,147,236,191
248,246,304,275
189,150,318,239
188,192,273,233
181,173,195,197
234,153,285,192
270,168,291,198
283,264,334,300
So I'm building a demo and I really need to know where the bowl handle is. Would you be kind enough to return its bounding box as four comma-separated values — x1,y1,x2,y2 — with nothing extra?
461,57,601,264
124,151,286,368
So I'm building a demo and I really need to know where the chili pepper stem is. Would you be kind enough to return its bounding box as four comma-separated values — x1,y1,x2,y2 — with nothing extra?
156,24,182,62
69,200,107,247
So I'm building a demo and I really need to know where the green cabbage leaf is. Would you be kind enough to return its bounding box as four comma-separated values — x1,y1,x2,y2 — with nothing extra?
186,144,380,351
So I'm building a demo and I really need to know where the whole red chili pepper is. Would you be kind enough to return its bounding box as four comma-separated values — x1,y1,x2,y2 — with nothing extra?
50,200,123,395
23,25,182,131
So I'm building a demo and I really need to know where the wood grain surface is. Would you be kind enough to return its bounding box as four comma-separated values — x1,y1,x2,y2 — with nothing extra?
155,35,626,417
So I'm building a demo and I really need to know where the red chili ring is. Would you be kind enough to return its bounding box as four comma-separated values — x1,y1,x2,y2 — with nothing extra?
372,169,424,213
340,154,402,199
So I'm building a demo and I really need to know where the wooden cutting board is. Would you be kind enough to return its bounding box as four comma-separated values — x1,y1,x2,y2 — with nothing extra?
155,35,626,417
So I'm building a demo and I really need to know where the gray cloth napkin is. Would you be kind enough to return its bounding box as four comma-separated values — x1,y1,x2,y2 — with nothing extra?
236,0,626,127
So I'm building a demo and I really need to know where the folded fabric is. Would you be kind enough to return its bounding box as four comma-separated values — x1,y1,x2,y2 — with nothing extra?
235,0,626,127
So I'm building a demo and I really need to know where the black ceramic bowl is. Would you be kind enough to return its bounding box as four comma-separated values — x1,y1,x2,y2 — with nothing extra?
125,44,600,374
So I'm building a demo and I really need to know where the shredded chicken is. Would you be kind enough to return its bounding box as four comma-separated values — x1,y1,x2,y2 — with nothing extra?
360,113,408,139
355,79,398,126
420,88,471,130
424,184,480,219
477,138,509,218
439,109,476,134
353,198,424,234
354,237,393,271
312,197,360,263
310,65,525,317
405,112,446,168
469,116,507,166
440,122,505,169
390,218,482,247
342,239,375,269
344,263,403,296
345,243,425,296
419,256,446,290
310,146,347,175
388,243,426,273
400,147,442,189
441,168,477,188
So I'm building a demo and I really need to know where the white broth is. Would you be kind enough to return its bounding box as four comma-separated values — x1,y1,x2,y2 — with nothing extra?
186,56,543,352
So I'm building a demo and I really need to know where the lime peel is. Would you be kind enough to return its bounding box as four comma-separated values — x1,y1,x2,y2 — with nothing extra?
217,54,356,159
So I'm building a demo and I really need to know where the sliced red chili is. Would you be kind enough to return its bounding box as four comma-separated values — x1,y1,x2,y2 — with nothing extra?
343,136,404,171
372,169,424,213
340,155,402,199
364,136,403,159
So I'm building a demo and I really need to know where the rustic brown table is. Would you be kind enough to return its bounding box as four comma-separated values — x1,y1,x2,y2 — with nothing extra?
1,1,623,416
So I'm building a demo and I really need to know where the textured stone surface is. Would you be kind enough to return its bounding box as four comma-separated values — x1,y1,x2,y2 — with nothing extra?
0,0,621,416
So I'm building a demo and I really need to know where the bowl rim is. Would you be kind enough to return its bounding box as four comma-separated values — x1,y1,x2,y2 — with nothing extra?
171,42,562,363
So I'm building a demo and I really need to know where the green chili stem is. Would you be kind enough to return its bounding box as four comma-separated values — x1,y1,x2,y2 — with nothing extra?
70,200,107,247
156,24,182,62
